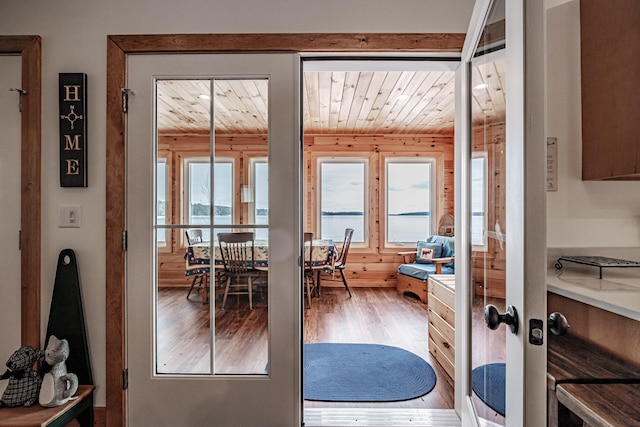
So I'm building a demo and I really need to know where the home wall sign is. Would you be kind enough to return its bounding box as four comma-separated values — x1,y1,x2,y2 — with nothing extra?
59,73,87,187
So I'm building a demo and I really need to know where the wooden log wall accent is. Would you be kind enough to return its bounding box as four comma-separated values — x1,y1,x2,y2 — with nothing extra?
156,133,454,288
471,122,506,299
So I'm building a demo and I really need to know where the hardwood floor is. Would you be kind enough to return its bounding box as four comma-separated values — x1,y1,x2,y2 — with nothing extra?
157,285,268,375
304,287,454,409
156,286,507,422
157,285,454,409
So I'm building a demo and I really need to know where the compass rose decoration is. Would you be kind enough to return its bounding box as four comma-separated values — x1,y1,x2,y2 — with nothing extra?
60,105,84,130
59,73,88,187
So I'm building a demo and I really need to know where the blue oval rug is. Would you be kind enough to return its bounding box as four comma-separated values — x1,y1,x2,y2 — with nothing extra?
303,343,437,402
472,363,506,416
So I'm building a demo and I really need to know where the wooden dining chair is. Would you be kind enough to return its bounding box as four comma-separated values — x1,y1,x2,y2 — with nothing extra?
303,232,318,308
334,228,354,297
185,228,209,301
185,228,203,245
218,231,259,310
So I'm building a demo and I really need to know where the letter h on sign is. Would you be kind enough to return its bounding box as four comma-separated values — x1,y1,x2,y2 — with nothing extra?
59,73,87,187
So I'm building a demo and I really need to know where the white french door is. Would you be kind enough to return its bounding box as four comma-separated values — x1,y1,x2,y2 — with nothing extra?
0,55,22,360
126,53,301,426
456,0,547,426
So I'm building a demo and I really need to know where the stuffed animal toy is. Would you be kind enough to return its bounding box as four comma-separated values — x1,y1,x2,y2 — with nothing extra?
0,345,45,407
39,336,79,407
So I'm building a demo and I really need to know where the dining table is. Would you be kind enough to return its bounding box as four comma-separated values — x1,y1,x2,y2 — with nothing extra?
184,238,337,278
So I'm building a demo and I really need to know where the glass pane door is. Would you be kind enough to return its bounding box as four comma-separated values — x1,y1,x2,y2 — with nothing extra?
154,77,270,375
460,0,547,425
469,2,507,424
127,53,300,426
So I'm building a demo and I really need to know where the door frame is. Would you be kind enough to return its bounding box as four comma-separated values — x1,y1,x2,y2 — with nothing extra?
106,33,465,426
0,35,41,349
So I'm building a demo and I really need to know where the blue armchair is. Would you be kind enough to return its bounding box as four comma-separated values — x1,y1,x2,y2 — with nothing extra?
396,235,455,303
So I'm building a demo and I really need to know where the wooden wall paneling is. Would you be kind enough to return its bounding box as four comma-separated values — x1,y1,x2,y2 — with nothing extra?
378,153,389,252
548,293,640,366
303,145,315,235
159,133,455,289
107,33,465,427
369,150,380,251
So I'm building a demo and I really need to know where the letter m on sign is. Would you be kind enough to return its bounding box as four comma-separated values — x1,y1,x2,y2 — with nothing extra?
59,73,88,187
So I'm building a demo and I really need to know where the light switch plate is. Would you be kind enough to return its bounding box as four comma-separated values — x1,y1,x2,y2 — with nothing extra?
58,205,82,228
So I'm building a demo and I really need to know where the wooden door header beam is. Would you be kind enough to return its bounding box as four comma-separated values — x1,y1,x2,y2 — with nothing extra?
109,33,466,53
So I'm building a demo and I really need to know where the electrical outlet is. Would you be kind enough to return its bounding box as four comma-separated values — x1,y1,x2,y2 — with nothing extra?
58,205,82,228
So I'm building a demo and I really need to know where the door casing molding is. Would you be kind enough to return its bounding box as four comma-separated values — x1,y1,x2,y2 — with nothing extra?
106,32,465,426
0,35,42,350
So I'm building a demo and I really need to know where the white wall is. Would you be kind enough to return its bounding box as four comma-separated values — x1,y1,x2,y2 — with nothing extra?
546,0,640,248
0,0,474,406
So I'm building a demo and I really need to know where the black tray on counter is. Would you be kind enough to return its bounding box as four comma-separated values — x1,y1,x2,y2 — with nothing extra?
555,256,640,279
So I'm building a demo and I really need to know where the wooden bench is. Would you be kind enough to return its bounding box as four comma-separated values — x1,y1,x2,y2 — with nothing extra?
396,250,454,304
0,385,93,427
547,333,640,427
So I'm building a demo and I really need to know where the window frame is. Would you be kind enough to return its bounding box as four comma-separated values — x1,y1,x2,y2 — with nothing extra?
315,155,371,247
383,156,437,247
248,155,269,240
471,152,488,251
155,156,170,251
182,155,235,245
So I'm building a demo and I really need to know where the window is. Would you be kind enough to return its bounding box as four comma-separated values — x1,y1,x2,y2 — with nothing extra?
156,159,167,246
250,158,269,241
184,157,234,242
319,160,367,243
471,154,487,248
385,159,435,245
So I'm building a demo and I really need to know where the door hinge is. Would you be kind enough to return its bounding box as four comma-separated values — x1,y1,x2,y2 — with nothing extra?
121,88,134,113
18,230,21,250
9,88,27,112
122,230,128,252
122,368,129,390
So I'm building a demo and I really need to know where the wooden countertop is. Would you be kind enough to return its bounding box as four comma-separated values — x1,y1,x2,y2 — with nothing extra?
557,383,640,427
547,333,640,389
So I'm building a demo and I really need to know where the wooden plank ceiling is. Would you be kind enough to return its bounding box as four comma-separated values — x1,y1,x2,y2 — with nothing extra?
156,61,505,136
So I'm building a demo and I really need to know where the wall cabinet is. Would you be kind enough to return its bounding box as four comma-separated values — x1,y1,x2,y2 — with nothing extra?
581,0,640,180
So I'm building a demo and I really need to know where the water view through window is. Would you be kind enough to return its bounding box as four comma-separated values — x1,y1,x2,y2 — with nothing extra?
320,161,366,242
386,161,433,243
186,159,233,241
